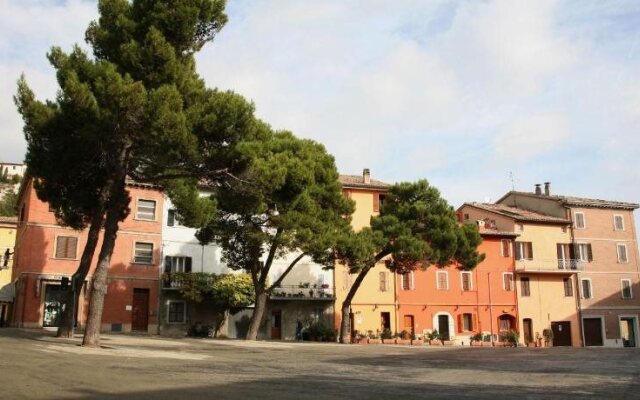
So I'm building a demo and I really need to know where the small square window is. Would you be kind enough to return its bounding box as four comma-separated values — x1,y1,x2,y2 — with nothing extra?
134,242,154,264
136,199,156,221
168,301,186,323
55,236,78,259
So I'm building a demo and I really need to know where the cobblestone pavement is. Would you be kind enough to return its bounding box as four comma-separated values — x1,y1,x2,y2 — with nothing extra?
0,328,638,399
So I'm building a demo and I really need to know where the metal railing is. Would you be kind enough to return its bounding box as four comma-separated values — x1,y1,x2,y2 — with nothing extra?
270,285,335,300
515,259,584,272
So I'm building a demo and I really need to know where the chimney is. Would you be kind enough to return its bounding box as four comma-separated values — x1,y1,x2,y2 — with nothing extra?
363,168,371,184
544,182,550,196
534,184,542,195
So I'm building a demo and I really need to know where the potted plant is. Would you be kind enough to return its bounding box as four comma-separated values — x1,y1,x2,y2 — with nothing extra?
542,328,553,347
482,333,493,346
381,329,396,344
504,329,519,347
411,333,424,346
426,330,439,345
396,330,411,345
368,330,381,344
470,332,483,346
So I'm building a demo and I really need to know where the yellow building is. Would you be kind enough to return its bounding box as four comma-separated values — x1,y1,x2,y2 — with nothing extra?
334,170,394,338
0,216,18,326
459,203,581,347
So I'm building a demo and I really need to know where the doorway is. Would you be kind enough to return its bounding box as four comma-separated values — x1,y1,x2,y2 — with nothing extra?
404,315,415,336
620,317,637,347
380,312,391,332
438,315,450,340
551,321,572,346
523,318,533,345
43,284,65,327
271,310,282,339
132,288,149,332
583,318,604,346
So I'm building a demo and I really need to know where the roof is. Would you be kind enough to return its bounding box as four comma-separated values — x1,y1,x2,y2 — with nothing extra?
479,229,519,238
497,191,639,210
339,174,389,190
462,202,571,224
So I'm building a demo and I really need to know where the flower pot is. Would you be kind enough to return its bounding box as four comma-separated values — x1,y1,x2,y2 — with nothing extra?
382,339,396,344
442,340,454,346
396,339,411,345
481,342,493,347
411,339,424,346
368,338,381,344
527,342,536,348
357,338,369,345
471,342,482,347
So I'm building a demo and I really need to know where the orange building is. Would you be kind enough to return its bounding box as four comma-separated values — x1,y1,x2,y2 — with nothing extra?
11,178,163,333
395,230,518,344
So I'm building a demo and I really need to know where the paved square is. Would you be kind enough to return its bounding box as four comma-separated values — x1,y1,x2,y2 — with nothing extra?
0,329,638,399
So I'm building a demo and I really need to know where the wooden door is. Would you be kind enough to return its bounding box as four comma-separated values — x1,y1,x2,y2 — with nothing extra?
551,321,572,346
132,288,149,332
404,315,415,336
583,318,603,346
271,310,282,339
438,315,450,340
620,318,636,348
523,319,533,344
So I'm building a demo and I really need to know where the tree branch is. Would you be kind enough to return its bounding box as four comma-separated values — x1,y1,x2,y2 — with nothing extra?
268,252,305,292
259,227,283,285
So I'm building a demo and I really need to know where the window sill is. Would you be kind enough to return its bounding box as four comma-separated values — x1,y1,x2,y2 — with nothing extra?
133,217,157,222
52,257,79,261
132,262,154,266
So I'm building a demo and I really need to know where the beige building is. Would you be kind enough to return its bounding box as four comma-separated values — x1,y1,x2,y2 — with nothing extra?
0,216,18,326
459,203,581,346
498,184,640,347
334,169,394,338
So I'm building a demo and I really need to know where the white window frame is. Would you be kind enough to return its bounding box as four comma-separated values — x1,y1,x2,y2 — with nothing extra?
379,271,390,292
53,235,79,260
401,271,414,290
166,300,186,324
460,271,473,291
613,214,625,231
500,239,511,257
621,279,633,299
581,278,593,299
135,198,157,221
165,256,190,273
576,243,590,262
574,212,586,229
436,271,449,290
133,241,154,265
502,272,514,291
617,243,629,263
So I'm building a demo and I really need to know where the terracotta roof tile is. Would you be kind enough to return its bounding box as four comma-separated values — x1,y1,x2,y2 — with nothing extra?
339,174,389,190
464,203,571,224
498,191,639,210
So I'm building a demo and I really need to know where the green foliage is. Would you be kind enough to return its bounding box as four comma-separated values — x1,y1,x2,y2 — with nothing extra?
380,329,393,339
426,330,439,344
470,332,483,343
502,329,519,346
0,190,18,217
169,272,255,308
305,321,336,342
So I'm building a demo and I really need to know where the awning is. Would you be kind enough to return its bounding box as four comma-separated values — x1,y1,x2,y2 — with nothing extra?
0,281,15,303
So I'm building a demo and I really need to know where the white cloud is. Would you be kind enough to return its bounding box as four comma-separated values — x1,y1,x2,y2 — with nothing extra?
493,114,571,162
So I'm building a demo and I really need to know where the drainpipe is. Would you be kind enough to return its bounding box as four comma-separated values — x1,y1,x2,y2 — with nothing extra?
488,272,494,345
393,271,398,335
568,208,585,347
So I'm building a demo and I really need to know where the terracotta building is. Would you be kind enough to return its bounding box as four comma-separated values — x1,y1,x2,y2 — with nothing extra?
11,178,163,333
395,228,518,345
498,184,640,347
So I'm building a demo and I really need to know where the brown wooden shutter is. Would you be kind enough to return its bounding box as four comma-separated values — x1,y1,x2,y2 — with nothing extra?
472,313,478,331
55,237,66,258
587,244,593,262
570,244,577,260
557,244,562,260
514,242,522,260
164,256,172,273
527,242,533,259
185,257,192,273
373,193,380,212
457,314,464,333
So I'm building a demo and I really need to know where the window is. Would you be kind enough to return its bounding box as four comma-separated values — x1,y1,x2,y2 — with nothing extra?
581,279,592,299
520,277,530,297
436,271,449,290
575,243,593,262
167,301,186,323
167,209,177,227
464,213,469,221
517,224,524,232
462,313,473,331
401,272,414,290
621,279,633,299
514,241,534,260
379,271,389,292
461,271,472,291
136,199,156,221
55,236,78,259
373,193,386,213
617,244,629,263
164,256,192,273
574,212,586,229
134,242,154,264
500,240,511,257
613,215,625,231
563,277,573,297
503,273,514,291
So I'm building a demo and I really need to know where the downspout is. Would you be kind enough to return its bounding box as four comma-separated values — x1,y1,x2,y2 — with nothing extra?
568,207,585,347
488,272,494,345
393,271,398,335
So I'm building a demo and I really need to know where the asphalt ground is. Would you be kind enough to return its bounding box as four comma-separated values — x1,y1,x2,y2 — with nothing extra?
0,328,638,399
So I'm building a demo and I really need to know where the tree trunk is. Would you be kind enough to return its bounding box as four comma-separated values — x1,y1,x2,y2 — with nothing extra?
57,212,104,338
339,264,373,344
82,200,121,347
245,289,268,341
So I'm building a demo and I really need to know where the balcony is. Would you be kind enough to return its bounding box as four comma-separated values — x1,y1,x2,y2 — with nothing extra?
515,259,584,273
162,272,215,290
270,285,335,300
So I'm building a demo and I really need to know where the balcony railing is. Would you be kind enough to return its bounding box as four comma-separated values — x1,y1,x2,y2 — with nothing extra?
162,272,216,289
515,259,584,272
270,285,335,300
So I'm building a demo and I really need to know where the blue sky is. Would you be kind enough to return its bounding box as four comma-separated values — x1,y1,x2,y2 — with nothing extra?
1,0,640,214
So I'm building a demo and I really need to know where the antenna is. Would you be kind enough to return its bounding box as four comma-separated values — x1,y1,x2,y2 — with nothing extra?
507,171,515,191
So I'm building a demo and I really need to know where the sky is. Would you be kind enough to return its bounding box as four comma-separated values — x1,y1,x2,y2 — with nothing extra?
1,0,640,214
